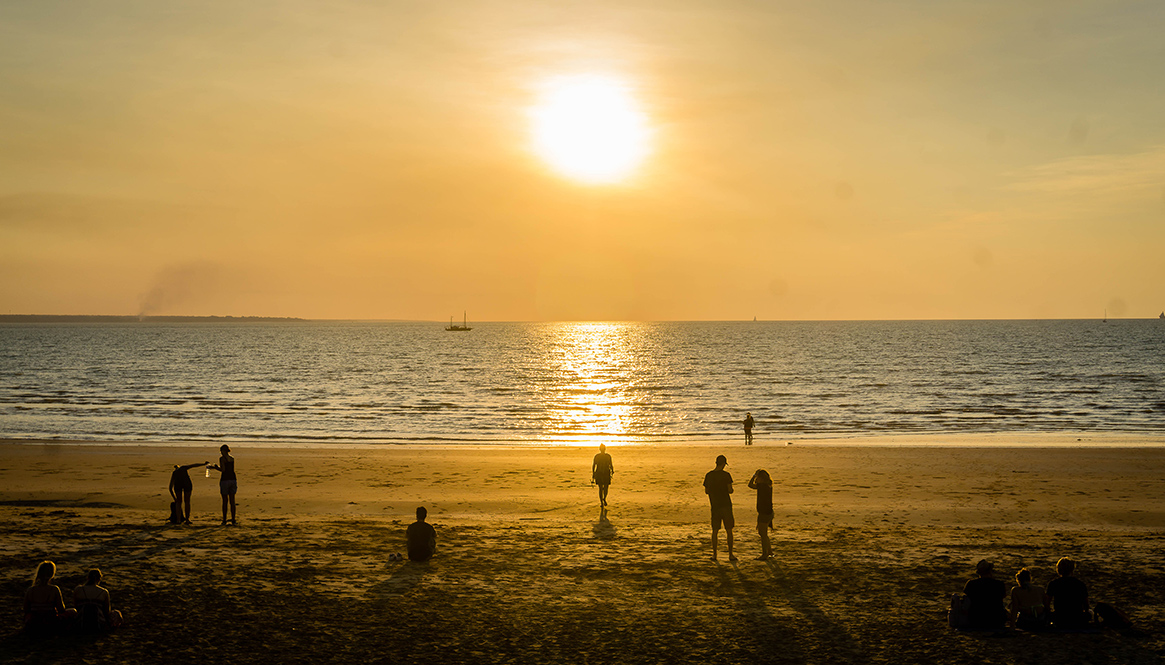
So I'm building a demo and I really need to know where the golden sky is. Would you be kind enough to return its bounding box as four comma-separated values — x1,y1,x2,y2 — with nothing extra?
2,1,1163,320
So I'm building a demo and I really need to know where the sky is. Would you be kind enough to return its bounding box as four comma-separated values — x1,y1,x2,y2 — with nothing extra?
1,0,1163,321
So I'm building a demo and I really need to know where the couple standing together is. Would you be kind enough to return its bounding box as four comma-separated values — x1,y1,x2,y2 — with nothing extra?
704,454,773,562
168,444,238,525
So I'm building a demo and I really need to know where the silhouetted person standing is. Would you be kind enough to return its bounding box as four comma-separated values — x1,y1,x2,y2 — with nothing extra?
592,444,614,506
407,506,437,562
169,461,208,524
743,413,755,445
963,559,1007,630
748,469,774,560
208,444,237,525
1047,557,1091,629
704,455,736,562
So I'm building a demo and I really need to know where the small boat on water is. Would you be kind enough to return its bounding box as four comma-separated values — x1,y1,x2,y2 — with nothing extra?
1160,311,1164,319
445,312,472,332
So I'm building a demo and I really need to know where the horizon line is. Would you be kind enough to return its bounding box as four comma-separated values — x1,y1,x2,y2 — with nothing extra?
2,314,1161,324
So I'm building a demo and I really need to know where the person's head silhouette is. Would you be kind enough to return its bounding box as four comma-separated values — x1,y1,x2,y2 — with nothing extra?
416,506,427,522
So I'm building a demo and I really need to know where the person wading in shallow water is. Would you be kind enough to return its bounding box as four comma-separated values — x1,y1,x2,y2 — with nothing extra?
743,412,755,445
208,444,237,525
592,444,614,506
703,455,736,562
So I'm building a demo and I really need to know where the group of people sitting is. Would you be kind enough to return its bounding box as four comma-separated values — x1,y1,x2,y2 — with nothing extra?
23,561,124,635
956,557,1121,632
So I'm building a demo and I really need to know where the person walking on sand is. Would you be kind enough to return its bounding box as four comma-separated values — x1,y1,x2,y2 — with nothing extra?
743,412,755,445
208,444,237,525
406,506,437,562
704,455,736,562
592,444,614,506
169,461,209,524
748,469,774,560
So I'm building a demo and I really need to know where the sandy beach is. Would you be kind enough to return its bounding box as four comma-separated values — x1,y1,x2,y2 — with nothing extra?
2,438,1164,664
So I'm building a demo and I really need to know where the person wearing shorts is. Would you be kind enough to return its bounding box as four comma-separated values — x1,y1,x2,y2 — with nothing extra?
592,444,614,506
748,469,774,560
703,454,736,562
209,444,238,525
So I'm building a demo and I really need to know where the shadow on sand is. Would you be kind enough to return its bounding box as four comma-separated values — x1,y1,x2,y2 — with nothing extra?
592,507,616,540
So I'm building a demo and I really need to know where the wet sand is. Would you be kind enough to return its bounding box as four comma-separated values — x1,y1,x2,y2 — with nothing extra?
1,439,1164,664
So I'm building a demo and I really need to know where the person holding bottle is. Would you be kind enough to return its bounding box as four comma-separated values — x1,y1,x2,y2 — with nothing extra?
207,444,238,525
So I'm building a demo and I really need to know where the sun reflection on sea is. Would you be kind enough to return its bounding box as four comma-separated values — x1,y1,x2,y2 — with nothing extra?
544,322,638,444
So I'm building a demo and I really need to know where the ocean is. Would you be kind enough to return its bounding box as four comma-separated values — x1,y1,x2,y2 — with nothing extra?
1,320,1162,444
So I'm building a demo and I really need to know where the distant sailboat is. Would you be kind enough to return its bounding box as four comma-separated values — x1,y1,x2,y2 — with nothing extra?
1103,309,1107,323
445,312,472,332
1160,311,1164,319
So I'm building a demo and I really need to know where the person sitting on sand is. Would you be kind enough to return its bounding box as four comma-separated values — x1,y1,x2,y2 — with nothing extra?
208,444,237,525
703,455,736,562
23,561,73,634
1046,557,1091,629
1009,568,1048,631
962,559,1007,630
747,469,774,560
592,444,614,507
169,461,209,524
406,506,437,562
73,568,124,631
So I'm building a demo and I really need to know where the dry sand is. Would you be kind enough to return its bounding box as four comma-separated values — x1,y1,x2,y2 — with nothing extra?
1,438,1164,664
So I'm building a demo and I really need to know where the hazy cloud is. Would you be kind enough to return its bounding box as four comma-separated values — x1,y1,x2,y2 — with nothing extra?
138,262,226,317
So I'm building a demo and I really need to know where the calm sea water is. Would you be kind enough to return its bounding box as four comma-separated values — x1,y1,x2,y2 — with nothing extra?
0,321,1162,444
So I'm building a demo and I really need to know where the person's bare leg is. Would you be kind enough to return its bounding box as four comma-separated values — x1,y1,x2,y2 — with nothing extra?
220,494,228,525
228,492,236,524
182,491,192,524
711,527,719,561
726,528,736,562
757,524,771,560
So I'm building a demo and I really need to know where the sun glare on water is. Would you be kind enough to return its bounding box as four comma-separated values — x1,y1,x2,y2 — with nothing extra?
530,74,652,185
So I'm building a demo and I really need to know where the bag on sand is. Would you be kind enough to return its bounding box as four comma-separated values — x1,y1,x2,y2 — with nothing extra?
79,602,104,632
1094,602,1132,630
168,501,182,524
948,593,971,630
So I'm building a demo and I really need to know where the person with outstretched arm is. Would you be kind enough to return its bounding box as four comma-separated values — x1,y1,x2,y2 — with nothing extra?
169,461,209,524
207,444,237,525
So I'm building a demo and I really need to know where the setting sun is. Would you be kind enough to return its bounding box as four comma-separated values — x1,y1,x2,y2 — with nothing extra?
529,74,651,184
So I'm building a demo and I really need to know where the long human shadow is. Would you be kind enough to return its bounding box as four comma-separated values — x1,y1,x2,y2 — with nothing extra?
365,560,431,608
18,520,231,583
711,562,814,664
760,559,869,663
592,506,616,540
